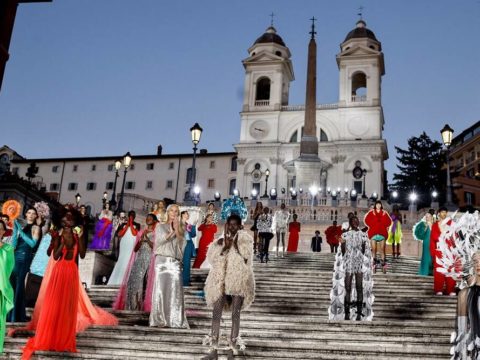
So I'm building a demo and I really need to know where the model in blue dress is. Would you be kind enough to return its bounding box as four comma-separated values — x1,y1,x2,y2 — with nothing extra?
181,210,196,287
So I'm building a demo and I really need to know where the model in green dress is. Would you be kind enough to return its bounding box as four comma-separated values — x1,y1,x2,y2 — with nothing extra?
413,213,434,276
0,228,15,353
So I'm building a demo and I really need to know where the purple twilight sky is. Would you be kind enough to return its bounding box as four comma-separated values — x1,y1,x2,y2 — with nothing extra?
1,0,479,181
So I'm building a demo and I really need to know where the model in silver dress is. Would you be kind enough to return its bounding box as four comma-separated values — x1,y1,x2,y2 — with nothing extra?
126,230,153,310
328,216,374,321
149,204,189,328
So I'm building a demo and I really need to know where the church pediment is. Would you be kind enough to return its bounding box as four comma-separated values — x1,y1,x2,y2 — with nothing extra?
243,51,284,64
337,44,380,57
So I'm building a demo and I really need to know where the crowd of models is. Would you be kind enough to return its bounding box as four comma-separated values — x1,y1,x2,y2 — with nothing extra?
0,195,477,359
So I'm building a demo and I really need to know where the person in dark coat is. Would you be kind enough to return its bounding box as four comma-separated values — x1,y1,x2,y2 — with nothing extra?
311,230,322,252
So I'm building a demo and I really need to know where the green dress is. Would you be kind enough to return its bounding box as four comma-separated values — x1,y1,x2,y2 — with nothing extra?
0,243,14,353
414,221,433,276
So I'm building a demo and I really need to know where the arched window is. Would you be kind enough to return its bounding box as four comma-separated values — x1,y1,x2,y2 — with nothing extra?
255,77,271,101
231,156,237,172
351,72,367,102
320,129,328,142
289,130,298,143
229,179,237,195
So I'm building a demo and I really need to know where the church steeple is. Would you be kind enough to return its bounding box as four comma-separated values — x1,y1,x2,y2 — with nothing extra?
300,17,319,158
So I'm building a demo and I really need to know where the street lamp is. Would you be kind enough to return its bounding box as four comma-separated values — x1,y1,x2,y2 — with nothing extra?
103,191,108,206
362,169,367,198
116,152,132,213
110,159,122,209
251,188,258,200
270,188,277,200
441,124,455,209
214,192,221,201
233,188,239,197
432,190,438,200
193,185,201,205
261,169,270,198
75,193,81,207
187,123,203,203
371,192,378,200
350,189,358,201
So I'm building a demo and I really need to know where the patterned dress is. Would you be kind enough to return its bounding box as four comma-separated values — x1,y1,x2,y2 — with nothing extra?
126,233,153,310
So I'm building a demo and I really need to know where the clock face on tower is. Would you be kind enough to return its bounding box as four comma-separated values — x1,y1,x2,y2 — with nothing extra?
249,120,270,140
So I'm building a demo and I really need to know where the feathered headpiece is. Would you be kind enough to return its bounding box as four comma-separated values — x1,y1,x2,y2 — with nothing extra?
33,201,50,219
220,195,248,222
1,199,22,222
436,211,480,289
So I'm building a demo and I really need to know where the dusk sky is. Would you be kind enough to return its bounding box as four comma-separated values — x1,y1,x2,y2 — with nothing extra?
1,0,479,182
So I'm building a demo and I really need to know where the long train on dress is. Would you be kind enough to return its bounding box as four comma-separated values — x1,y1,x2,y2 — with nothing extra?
107,228,137,285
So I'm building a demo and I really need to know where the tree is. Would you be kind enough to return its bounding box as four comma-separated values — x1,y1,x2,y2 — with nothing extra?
392,132,446,208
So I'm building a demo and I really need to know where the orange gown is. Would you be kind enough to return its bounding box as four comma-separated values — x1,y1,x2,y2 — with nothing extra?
22,237,80,359
22,235,118,359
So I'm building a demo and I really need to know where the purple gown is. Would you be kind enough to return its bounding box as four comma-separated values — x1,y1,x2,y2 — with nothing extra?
89,212,113,250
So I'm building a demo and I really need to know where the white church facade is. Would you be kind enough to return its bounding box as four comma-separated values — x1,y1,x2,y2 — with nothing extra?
235,20,388,199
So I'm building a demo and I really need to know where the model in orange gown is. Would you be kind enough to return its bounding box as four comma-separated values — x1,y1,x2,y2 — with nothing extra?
11,236,117,335
22,208,117,359
287,215,301,252
22,232,81,359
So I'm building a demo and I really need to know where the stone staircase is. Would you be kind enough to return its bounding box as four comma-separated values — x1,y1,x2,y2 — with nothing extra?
2,253,455,359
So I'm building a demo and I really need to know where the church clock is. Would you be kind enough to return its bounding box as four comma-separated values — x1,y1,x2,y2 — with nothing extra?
249,120,270,140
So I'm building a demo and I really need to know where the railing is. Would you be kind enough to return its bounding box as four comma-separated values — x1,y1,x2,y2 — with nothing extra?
351,95,367,102
254,100,270,107
281,103,339,111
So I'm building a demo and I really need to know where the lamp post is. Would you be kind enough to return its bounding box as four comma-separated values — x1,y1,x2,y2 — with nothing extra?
261,169,270,199
409,192,418,214
116,152,132,213
391,190,398,205
110,159,122,209
187,123,203,203
193,186,201,206
362,169,367,198
102,191,108,206
441,124,455,209
75,193,81,207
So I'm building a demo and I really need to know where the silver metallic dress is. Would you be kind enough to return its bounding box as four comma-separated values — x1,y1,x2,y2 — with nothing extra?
126,237,152,311
149,224,189,328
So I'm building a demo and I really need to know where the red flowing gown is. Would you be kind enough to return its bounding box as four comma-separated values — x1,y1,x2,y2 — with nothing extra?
287,221,301,252
22,237,80,359
193,223,217,268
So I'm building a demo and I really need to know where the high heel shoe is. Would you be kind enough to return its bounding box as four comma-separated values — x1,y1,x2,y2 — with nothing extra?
201,348,218,360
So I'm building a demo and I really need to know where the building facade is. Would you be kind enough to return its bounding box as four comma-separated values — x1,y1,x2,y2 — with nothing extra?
449,120,480,208
1,145,237,215
235,20,388,198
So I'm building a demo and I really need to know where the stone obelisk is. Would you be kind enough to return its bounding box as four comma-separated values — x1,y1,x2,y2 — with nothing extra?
295,17,322,190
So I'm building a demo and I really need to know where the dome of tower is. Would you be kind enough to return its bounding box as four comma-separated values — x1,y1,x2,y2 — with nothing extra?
344,20,378,42
254,26,286,47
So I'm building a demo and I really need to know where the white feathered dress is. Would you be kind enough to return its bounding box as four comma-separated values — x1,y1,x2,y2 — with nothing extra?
204,230,255,311
328,229,375,321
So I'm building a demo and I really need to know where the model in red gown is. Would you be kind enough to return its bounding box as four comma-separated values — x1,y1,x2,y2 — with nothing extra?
22,229,81,359
429,207,455,295
287,215,301,252
193,215,217,269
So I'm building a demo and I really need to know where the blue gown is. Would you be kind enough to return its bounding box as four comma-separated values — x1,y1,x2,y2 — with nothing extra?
30,233,52,277
8,220,38,322
414,220,433,276
182,225,196,286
